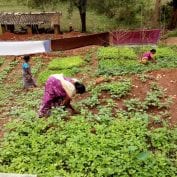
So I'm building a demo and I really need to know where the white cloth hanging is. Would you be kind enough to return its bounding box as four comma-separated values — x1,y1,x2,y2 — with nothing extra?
0,40,51,56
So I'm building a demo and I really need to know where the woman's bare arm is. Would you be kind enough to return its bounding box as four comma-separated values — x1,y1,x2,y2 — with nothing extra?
61,95,79,114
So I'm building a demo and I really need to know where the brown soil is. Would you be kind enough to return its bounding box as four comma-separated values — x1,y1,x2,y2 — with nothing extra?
148,69,177,125
162,37,177,45
0,31,84,41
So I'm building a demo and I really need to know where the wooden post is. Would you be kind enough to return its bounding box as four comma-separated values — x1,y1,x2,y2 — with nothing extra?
109,32,114,46
0,24,6,34
27,25,32,34
152,0,161,27
54,24,60,34
52,13,61,34
6,24,15,33
32,24,39,34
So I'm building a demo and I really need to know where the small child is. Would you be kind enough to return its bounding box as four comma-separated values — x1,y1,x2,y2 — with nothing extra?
22,55,37,90
141,49,156,64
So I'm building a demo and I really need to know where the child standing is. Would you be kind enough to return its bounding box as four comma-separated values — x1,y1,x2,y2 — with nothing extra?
22,55,37,90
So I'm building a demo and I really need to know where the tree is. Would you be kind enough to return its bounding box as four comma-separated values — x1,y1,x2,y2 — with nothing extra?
169,0,177,29
74,0,87,32
89,0,152,27
152,0,161,27
22,0,87,32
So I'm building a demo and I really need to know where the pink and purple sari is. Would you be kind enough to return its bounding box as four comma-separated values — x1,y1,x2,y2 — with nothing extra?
39,75,75,117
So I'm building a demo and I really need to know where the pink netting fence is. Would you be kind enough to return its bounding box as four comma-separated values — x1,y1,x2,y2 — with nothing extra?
51,29,161,51
110,29,161,45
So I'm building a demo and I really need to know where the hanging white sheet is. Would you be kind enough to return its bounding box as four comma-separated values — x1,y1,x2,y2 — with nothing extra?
0,40,51,56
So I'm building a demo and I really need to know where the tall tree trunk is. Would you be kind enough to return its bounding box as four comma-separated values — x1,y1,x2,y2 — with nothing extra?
152,0,161,27
76,0,87,32
79,8,86,32
168,0,177,29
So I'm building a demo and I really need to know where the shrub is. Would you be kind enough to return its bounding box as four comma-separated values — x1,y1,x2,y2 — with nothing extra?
48,56,84,70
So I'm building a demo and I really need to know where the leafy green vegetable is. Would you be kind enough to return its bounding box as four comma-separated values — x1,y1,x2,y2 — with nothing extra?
97,47,137,60
48,56,84,70
0,116,176,177
99,79,132,98
38,68,80,84
97,46,177,76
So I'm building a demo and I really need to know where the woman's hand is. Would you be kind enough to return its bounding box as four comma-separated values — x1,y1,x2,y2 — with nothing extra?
71,109,80,115
61,95,71,106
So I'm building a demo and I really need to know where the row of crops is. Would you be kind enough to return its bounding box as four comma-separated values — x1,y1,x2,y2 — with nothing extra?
0,46,177,177
97,46,177,75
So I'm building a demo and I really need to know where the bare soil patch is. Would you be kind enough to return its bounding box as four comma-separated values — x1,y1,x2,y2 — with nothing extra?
162,37,177,46
0,31,84,41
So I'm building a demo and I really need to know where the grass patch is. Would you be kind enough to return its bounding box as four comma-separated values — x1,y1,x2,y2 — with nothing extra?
38,56,83,84
38,68,80,84
97,47,137,60
48,56,83,70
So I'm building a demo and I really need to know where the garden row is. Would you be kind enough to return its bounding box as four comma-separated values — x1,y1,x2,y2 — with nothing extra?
97,46,177,75
0,46,177,177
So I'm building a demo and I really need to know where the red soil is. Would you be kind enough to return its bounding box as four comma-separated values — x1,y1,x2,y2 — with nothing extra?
0,31,84,41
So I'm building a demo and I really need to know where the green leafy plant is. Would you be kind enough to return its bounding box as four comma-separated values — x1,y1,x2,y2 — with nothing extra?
78,92,100,109
48,56,84,70
144,83,172,109
138,73,153,83
124,83,173,116
97,47,137,60
124,98,148,112
0,116,177,177
97,57,145,75
37,68,80,84
38,56,83,84
0,60,19,83
97,46,177,76
99,79,132,98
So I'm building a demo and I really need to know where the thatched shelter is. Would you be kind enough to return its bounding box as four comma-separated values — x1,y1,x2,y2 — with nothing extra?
0,12,62,34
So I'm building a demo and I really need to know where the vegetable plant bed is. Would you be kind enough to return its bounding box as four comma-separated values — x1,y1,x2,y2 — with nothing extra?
0,46,177,177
